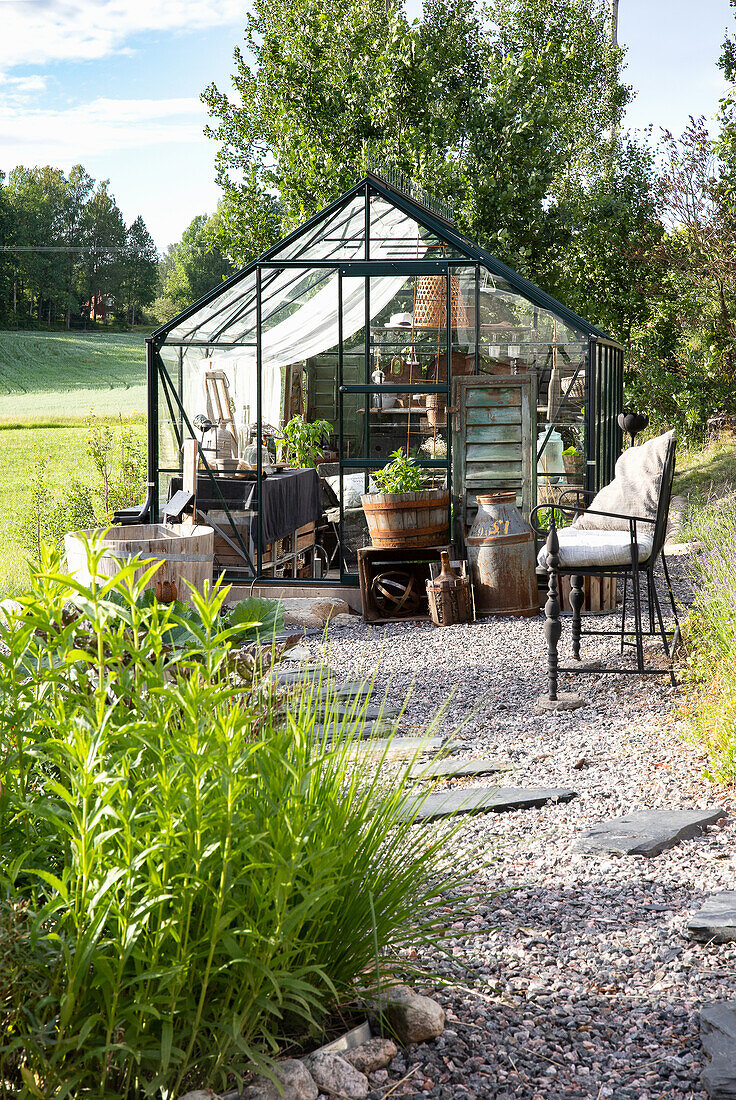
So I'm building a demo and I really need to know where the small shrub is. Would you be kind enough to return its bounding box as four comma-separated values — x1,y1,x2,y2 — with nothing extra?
19,416,146,565
681,492,736,780
0,542,478,1098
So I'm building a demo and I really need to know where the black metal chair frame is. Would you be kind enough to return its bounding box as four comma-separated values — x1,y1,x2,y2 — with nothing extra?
530,435,680,700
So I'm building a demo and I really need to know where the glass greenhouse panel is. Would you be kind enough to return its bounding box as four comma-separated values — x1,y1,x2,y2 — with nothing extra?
369,194,470,260
268,194,366,261
167,270,257,345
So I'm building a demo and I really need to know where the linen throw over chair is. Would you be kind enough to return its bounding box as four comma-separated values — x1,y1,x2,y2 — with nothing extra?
531,430,679,704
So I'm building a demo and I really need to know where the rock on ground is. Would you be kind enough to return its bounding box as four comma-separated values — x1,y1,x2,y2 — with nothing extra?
700,1003,736,1099
302,1051,368,1099
343,1038,398,1074
240,1059,318,1100
369,985,446,1045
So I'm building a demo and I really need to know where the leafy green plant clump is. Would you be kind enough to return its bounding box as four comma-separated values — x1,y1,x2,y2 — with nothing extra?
277,414,332,468
372,449,425,494
0,542,477,1098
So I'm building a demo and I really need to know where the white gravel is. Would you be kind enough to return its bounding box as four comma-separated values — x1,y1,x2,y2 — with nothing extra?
303,553,736,1099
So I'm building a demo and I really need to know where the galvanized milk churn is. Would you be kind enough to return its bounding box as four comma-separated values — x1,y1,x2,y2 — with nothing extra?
466,492,539,617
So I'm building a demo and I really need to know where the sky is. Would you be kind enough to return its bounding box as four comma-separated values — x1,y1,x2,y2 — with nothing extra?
0,0,733,253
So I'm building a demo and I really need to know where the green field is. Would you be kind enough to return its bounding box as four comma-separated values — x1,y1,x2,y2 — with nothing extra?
0,330,146,421
0,330,148,596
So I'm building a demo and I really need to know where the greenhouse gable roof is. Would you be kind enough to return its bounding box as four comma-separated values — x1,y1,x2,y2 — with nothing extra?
151,172,612,344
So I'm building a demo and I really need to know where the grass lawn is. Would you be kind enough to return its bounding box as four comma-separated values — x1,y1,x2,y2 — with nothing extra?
0,329,148,596
0,330,146,421
674,437,736,502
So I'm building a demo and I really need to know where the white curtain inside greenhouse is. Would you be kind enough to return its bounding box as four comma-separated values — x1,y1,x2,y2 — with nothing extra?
182,202,427,432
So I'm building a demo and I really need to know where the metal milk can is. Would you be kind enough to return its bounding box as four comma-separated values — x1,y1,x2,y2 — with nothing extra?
466,492,539,617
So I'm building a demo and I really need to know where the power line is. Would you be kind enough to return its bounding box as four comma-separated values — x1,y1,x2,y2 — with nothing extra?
0,246,127,252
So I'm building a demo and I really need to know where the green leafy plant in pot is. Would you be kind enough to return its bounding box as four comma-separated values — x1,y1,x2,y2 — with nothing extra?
562,444,584,484
362,448,450,549
278,414,333,468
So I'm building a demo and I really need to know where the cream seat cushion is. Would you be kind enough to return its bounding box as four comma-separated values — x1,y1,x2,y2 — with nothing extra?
537,528,654,570
572,430,675,532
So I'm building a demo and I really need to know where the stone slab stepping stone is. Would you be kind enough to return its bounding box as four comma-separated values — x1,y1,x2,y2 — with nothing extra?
352,736,455,759
410,756,512,779
277,678,373,701
273,667,335,684
688,892,736,943
577,808,725,857
404,786,577,822
280,645,311,662
700,1002,736,1098
315,719,399,740
317,703,401,721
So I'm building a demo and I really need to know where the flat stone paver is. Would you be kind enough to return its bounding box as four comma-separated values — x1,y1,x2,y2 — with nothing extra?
700,1002,736,1099
577,808,726,857
273,667,336,684
688,892,736,943
403,786,577,822
410,756,513,779
314,719,399,740
317,703,401,721
279,680,374,701
352,736,455,759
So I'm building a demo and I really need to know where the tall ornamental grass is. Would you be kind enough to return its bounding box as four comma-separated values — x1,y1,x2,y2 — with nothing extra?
682,492,736,780
0,544,477,1098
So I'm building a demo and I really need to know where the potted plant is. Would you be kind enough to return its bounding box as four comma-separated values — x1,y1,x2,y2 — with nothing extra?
277,415,333,468
361,448,450,549
562,444,584,485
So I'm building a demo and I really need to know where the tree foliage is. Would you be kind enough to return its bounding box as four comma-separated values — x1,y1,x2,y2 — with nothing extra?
0,166,158,329
202,0,630,289
155,210,234,320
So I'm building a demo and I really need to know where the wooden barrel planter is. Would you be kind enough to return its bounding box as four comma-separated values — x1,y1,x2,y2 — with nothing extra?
64,523,215,605
361,489,449,549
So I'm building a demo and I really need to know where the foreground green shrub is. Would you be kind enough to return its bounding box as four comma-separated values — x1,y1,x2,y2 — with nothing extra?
0,543,476,1098
681,493,736,780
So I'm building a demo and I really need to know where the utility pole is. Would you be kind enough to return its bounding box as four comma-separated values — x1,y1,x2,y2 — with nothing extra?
607,0,620,156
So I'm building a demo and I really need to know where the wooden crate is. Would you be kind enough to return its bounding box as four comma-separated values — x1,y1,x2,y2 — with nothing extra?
559,573,617,614
357,545,451,623
207,511,316,570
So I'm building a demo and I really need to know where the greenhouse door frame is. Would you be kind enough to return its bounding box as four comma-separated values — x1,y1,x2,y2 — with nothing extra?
336,260,457,584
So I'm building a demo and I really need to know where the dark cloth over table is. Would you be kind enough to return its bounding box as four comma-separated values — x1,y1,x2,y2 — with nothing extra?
168,468,322,547
244,468,321,545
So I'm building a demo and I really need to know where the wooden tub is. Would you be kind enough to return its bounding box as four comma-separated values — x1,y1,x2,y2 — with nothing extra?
64,523,215,604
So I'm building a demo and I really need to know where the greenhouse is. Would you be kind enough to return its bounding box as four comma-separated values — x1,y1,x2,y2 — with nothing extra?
146,170,624,587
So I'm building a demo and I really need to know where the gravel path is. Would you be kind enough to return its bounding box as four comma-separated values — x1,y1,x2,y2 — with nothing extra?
304,551,736,1099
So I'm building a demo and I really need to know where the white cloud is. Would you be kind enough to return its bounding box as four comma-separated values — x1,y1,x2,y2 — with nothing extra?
0,0,244,71
0,73,47,93
0,95,210,161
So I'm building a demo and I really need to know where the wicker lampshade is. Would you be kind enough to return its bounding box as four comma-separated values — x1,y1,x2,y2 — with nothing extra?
413,275,472,330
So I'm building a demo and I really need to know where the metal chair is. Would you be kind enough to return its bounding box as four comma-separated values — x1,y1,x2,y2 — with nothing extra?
531,433,680,704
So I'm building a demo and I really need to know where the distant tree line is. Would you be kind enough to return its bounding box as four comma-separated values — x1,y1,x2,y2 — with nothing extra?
0,165,158,330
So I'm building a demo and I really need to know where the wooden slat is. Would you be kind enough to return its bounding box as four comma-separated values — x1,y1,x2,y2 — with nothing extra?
466,406,522,425
466,387,521,407
465,442,523,463
465,424,522,444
